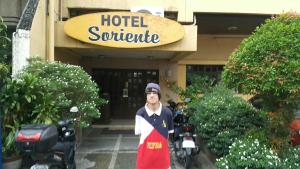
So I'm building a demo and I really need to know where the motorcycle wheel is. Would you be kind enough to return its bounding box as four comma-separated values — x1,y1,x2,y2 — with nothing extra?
184,153,191,169
21,155,35,168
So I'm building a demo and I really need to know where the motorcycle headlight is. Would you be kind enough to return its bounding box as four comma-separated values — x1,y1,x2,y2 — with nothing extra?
65,131,70,136
298,130,300,136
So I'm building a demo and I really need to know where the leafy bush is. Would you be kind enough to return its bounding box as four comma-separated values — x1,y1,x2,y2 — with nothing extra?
217,136,300,169
189,85,266,156
1,58,106,157
0,16,11,64
0,74,59,157
280,147,300,169
222,13,300,99
0,16,13,158
0,63,9,87
0,16,11,100
18,58,106,127
222,13,300,152
216,136,282,169
184,73,217,99
171,74,217,101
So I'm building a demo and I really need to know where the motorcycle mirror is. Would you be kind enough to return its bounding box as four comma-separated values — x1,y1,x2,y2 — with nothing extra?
70,106,79,113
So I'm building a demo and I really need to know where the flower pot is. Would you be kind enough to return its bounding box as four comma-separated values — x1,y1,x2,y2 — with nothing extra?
3,156,22,169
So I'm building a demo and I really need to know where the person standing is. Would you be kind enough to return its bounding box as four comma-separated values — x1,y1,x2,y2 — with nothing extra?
135,82,174,169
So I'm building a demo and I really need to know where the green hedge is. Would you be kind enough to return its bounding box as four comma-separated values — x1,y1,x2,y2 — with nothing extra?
216,136,281,169
189,85,266,157
216,136,300,169
221,12,300,153
18,58,107,127
222,13,300,100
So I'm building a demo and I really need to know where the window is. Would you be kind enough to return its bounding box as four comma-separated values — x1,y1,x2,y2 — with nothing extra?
186,65,224,86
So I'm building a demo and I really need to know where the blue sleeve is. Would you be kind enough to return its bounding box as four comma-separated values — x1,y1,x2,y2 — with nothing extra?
165,108,174,133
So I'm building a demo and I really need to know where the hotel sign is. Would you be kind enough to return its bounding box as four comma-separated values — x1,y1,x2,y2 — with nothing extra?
64,12,185,48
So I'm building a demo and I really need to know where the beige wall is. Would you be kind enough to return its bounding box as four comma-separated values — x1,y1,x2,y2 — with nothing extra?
159,62,180,103
178,35,244,65
0,0,23,16
0,0,28,27
29,0,58,61
81,58,160,72
190,0,300,15
55,48,81,65
29,0,47,59
64,0,300,23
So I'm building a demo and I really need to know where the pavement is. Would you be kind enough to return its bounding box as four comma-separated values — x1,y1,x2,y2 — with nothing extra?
75,120,217,169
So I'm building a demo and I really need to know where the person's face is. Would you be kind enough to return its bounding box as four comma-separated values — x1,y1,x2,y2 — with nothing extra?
146,91,159,104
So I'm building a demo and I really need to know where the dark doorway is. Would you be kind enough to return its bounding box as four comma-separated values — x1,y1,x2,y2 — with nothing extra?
93,69,159,119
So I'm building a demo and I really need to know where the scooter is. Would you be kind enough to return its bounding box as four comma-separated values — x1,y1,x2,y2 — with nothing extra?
167,100,177,115
173,104,200,169
15,106,78,169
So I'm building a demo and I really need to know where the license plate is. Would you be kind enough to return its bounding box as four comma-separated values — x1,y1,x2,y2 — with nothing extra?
182,140,196,148
183,136,193,140
31,164,49,169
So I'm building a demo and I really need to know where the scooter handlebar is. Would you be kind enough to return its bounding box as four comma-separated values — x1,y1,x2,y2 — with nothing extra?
58,118,77,127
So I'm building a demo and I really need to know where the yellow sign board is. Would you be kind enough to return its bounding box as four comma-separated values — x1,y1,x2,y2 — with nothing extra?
64,12,185,48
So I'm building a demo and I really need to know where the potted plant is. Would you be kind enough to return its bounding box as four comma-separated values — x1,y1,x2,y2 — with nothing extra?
0,15,22,168
1,80,22,167
0,78,31,168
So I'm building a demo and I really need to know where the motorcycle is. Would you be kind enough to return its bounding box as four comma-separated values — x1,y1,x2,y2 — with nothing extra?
171,101,200,169
167,100,177,115
15,106,78,169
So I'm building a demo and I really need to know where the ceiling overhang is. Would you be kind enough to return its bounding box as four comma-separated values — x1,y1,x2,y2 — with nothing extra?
195,13,272,35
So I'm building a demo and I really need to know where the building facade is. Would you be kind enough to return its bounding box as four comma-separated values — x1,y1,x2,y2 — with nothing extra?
4,0,300,119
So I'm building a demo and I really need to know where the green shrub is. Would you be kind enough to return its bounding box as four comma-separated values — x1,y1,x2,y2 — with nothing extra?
18,58,106,127
280,147,300,169
222,13,300,99
0,63,9,88
0,16,11,64
216,136,300,169
171,73,217,102
0,16,14,158
184,73,216,99
221,12,300,154
216,136,282,169
0,74,58,157
1,58,106,157
0,16,11,104
189,85,266,156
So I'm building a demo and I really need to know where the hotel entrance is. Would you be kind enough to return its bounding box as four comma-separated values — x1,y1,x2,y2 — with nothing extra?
93,69,159,119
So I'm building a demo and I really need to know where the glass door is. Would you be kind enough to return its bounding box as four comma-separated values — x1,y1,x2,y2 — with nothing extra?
93,69,159,119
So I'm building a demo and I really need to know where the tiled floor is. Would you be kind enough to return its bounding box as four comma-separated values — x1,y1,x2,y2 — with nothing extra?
76,121,217,169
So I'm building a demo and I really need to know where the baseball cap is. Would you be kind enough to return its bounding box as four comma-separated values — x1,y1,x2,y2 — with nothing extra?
145,82,160,94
